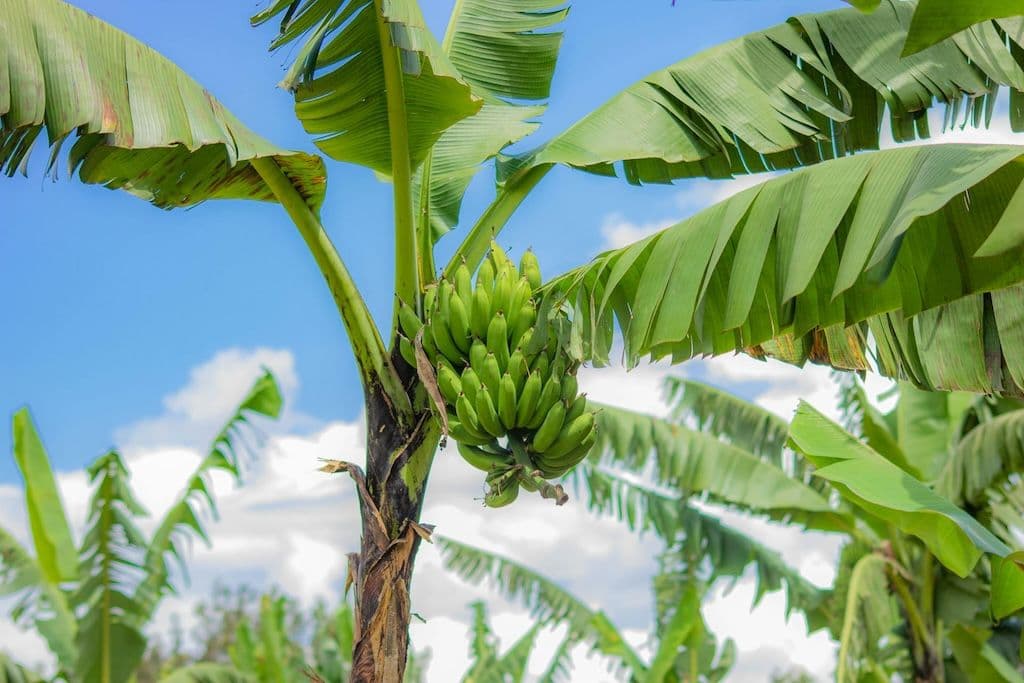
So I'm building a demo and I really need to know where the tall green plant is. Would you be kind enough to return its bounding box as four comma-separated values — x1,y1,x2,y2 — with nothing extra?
0,372,282,683
9,0,1024,676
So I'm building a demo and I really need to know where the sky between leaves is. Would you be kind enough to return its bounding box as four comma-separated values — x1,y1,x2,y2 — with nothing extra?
2,0,1022,680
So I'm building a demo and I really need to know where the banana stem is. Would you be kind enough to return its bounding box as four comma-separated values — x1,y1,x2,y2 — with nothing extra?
444,165,551,279
252,158,412,421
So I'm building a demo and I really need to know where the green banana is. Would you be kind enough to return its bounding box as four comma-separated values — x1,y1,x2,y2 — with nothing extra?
531,354,549,379
486,311,509,370
528,376,562,430
508,278,533,326
456,394,488,440
399,335,416,368
455,262,472,304
498,373,518,431
560,375,579,402
480,353,501,400
542,433,597,473
430,316,463,366
516,371,542,428
532,401,566,453
489,241,513,274
484,478,519,508
475,388,505,438
437,364,462,405
460,367,481,406
565,394,588,423
470,286,491,340
469,339,488,372
456,442,509,472
449,294,472,353
507,349,528,394
423,285,438,318
449,420,498,447
538,412,596,464
491,269,513,319
398,299,423,340
476,258,495,293
511,307,536,349
519,250,542,290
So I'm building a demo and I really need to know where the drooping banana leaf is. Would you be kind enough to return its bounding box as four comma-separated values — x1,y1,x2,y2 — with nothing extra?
73,451,150,683
663,378,790,464
253,0,480,176
903,0,1024,56
788,402,1010,576
436,536,645,677
501,0,1024,186
937,410,1024,507
834,551,902,683
10,409,77,585
547,144,1024,396
590,404,846,530
1,0,326,210
136,371,282,617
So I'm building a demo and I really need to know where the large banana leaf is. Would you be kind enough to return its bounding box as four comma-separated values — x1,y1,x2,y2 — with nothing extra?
11,409,76,584
788,402,1010,577
501,0,1024,186
417,0,568,243
1,0,326,210
253,0,480,175
73,451,149,683
548,144,1024,395
591,403,845,528
903,0,1024,56
136,371,282,617
894,382,973,481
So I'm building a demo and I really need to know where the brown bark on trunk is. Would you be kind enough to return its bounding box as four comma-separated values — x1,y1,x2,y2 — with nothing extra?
323,368,438,683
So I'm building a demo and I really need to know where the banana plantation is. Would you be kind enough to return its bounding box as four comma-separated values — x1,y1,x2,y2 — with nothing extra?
4,0,1024,680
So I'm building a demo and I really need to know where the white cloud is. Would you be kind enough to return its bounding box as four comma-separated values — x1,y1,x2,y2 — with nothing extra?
599,214,672,250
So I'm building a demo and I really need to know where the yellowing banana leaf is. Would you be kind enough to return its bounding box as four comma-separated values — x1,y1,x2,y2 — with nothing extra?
547,144,1024,396
501,0,1024,186
11,409,77,584
788,402,1010,577
904,0,1024,56
1,0,326,210
254,0,480,176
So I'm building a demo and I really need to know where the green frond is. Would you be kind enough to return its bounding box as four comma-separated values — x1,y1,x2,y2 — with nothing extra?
662,378,810,484
74,450,149,683
136,371,282,617
436,536,644,676
536,638,573,683
0,0,326,210
548,144,1024,396
590,404,843,529
253,0,480,175
789,402,1010,577
937,410,1024,508
501,0,1024,185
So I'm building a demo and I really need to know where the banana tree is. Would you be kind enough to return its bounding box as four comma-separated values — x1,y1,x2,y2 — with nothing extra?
622,376,1024,681
11,0,1024,677
0,372,282,682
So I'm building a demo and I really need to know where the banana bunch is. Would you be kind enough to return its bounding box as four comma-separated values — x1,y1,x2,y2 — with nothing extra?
397,245,596,507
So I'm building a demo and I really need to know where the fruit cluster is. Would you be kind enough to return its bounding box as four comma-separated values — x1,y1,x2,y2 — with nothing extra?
398,246,596,507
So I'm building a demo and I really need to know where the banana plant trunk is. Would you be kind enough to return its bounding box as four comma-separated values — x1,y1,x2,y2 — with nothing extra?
340,367,438,683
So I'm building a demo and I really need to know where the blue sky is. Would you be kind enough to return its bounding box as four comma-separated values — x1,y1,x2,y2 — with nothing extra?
0,0,848,479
